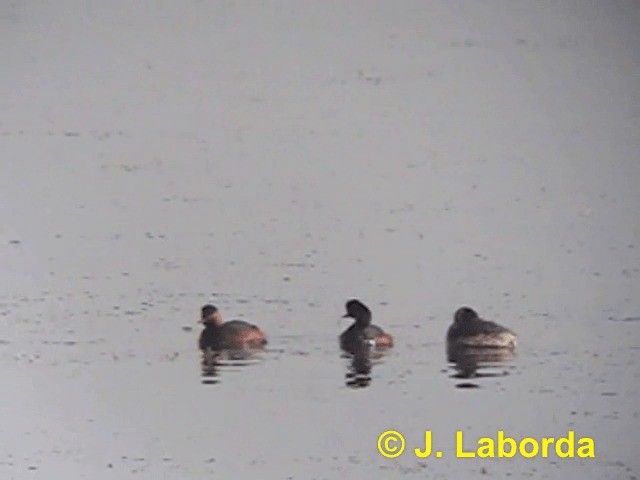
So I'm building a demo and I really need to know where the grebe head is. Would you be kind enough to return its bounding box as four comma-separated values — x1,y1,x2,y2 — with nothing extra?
201,304,223,326
454,306,479,323
343,299,372,326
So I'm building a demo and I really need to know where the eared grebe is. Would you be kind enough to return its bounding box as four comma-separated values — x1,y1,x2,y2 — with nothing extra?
446,307,517,349
340,299,393,353
198,305,267,350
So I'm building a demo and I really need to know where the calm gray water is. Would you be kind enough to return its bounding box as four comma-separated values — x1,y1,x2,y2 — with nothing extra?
1,1,639,478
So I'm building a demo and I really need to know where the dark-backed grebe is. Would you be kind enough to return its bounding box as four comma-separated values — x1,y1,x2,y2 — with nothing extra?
339,299,393,353
198,305,267,350
446,307,517,349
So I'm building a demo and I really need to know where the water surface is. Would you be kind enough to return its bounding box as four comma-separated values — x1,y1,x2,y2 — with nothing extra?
1,1,639,478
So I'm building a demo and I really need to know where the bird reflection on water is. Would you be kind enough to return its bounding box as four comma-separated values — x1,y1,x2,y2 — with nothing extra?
447,346,516,389
344,349,372,389
200,347,264,385
342,345,391,389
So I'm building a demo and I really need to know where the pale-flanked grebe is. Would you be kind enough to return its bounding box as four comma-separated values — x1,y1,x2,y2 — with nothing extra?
340,299,393,353
446,307,517,349
198,305,267,350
